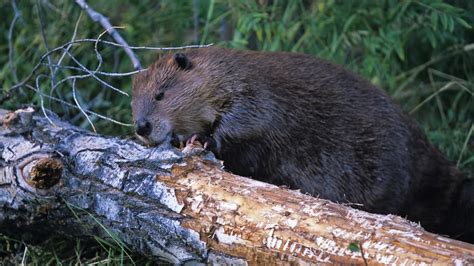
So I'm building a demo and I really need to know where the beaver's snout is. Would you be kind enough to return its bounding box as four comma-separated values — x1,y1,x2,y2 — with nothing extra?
135,118,152,137
134,117,173,147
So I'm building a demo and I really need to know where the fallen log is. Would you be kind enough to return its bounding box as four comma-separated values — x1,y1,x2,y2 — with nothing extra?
1,107,473,264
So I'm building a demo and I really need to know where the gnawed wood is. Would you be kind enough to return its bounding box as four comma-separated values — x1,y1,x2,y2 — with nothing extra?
1,107,473,264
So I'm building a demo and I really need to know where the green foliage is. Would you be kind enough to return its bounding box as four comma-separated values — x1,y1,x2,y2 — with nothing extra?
2,0,470,172
348,242,360,252
0,0,473,263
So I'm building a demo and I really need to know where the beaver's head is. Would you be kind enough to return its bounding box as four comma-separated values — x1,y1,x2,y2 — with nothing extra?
131,51,220,146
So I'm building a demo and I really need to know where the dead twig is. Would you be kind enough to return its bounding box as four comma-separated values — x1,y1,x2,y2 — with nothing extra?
75,0,142,70
3,2,213,130
25,84,132,127
8,38,212,95
72,78,97,132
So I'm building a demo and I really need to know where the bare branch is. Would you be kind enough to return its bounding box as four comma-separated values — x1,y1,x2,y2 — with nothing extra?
34,74,55,126
8,38,212,94
72,78,97,132
48,11,83,117
63,48,129,96
50,11,83,94
42,64,141,77
25,84,132,127
75,0,142,70
3,2,212,129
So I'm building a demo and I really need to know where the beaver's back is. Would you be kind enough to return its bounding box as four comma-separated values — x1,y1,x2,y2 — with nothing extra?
196,48,409,205
133,47,471,241
189,47,465,235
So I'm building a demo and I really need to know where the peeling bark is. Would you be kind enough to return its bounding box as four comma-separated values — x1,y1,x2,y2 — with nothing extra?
1,108,473,265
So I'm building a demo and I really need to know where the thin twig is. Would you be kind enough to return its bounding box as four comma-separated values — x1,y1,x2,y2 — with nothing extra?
25,84,132,127
50,11,83,113
86,39,213,50
72,78,97,132
42,63,142,76
75,0,142,70
3,5,212,130
51,11,83,88
359,242,368,266
7,38,212,94
63,49,129,96
91,26,112,75
35,74,55,126
20,245,28,266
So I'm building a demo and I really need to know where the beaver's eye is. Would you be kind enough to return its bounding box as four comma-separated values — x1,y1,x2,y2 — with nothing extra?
155,92,164,101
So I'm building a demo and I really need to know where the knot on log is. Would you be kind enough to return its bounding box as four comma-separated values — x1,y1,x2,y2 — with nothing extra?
27,158,62,189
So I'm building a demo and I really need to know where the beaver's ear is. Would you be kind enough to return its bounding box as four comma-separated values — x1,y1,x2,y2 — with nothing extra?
174,53,192,70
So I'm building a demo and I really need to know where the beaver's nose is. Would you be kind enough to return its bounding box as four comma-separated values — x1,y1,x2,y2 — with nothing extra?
135,119,152,137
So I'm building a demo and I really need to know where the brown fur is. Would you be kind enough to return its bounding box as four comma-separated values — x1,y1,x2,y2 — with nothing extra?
132,47,473,242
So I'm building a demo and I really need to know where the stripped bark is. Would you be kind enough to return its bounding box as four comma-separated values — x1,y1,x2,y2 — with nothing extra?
1,108,473,264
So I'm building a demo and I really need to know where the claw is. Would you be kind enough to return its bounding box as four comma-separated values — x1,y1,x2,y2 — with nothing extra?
185,133,215,151
190,134,198,145
186,134,198,146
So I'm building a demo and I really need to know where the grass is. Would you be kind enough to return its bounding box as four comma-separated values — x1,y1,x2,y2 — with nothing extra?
0,234,160,265
0,0,473,264
0,201,163,265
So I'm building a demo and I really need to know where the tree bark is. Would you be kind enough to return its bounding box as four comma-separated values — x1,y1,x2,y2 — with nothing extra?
1,107,473,264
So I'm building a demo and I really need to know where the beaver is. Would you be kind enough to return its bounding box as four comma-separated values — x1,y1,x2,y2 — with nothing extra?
131,47,473,242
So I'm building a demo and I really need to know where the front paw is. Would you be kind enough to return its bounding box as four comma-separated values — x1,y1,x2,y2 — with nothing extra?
186,133,216,151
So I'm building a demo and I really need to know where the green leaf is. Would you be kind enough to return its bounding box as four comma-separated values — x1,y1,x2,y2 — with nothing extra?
440,14,448,30
348,242,360,252
431,12,438,30
430,2,451,11
395,44,405,61
455,17,472,29
256,27,263,42
426,30,437,48
287,22,302,41
447,16,454,32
